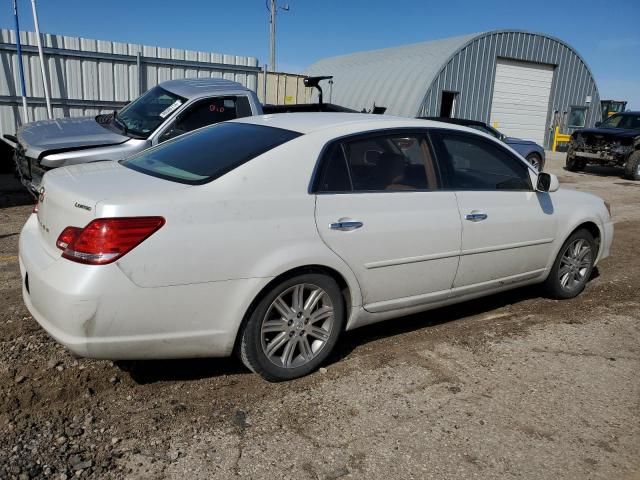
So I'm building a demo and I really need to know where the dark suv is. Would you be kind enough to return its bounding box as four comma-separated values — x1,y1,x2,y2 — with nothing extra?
566,111,640,180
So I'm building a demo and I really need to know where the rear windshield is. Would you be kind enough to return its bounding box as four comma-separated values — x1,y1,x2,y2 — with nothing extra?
121,122,302,185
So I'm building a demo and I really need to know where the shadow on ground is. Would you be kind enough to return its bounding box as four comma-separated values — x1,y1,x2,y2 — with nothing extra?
0,174,34,209
562,165,625,179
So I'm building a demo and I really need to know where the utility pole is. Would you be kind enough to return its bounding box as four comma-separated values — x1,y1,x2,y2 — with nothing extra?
31,0,53,119
12,0,29,123
267,0,289,72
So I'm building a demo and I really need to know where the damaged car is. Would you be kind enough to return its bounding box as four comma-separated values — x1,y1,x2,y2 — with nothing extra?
566,111,640,180
8,78,260,193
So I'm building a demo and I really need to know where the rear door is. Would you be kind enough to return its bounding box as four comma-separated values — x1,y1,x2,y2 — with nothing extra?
313,130,462,312
430,129,557,291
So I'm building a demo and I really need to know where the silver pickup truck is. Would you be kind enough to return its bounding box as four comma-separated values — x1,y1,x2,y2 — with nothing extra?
10,78,263,192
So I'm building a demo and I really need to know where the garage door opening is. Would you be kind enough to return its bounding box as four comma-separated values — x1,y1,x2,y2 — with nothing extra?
439,91,458,118
489,58,555,145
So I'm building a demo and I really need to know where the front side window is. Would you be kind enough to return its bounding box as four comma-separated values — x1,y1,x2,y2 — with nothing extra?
432,131,531,191
122,123,301,185
316,132,439,193
160,96,253,142
568,106,587,128
116,86,186,138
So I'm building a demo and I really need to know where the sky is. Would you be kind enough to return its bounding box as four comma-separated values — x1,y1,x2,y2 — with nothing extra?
2,0,639,108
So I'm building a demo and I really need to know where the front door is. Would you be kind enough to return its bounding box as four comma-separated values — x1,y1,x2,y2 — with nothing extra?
313,130,462,312
430,129,557,291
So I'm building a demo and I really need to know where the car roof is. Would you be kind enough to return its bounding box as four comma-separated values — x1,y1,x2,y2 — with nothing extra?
159,78,251,99
231,112,472,134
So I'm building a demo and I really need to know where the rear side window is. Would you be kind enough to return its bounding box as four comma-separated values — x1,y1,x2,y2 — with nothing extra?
122,123,301,185
177,96,252,131
431,131,531,190
159,96,253,142
316,132,440,192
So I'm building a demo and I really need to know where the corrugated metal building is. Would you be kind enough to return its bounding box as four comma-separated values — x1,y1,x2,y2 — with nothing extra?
306,30,601,148
0,29,312,140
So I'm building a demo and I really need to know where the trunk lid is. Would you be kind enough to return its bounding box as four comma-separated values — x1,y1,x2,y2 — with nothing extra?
36,161,189,257
17,116,129,159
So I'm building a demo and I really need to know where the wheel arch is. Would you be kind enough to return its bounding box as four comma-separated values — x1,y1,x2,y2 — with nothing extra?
565,220,603,259
232,264,356,355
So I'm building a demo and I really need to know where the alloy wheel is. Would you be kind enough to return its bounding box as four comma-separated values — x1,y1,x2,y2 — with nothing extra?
260,283,334,368
558,239,592,291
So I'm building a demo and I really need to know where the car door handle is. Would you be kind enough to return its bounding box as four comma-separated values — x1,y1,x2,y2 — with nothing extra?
330,220,363,231
465,211,488,222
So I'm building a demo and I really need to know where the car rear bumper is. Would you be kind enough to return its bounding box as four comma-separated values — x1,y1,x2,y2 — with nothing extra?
19,214,266,360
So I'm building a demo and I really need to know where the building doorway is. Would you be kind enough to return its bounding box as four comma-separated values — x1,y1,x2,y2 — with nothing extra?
439,91,458,118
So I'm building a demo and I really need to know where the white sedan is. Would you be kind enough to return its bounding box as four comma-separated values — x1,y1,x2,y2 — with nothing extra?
19,113,613,381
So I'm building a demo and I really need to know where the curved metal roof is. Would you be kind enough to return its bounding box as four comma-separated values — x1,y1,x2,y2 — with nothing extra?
305,30,598,118
305,33,478,115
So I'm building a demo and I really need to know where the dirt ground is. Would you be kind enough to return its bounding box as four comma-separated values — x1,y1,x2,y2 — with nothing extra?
0,153,639,480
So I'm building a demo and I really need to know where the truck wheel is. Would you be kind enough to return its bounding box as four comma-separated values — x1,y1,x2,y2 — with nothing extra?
566,154,585,172
239,273,345,382
543,229,596,300
623,151,640,181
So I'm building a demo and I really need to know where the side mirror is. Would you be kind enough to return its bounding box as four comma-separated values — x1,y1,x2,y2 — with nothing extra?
536,172,559,193
594,121,601,127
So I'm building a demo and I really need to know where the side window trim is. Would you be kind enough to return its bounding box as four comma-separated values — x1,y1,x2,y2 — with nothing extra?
338,142,354,191
311,128,442,194
429,128,534,192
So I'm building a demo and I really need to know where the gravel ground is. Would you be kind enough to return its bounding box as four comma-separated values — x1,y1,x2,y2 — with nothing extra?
0,153,639,479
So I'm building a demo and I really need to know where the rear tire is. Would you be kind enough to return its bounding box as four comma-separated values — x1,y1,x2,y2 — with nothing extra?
566,154,585,172
526,153,544,171
239,273,345,382
543,229,596,299
623,151,640,181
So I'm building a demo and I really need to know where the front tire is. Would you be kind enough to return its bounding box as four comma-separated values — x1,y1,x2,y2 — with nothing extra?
623,151,640,181
526,153,543,171
239,273,345,381
543,229,596,299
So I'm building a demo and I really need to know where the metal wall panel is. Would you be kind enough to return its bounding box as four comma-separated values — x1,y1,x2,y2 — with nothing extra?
0,28,260,138
256,71,313,105
422,31,601,148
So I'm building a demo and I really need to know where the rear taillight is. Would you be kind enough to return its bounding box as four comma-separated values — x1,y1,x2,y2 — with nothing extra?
56,217,165,265
56,226,82,250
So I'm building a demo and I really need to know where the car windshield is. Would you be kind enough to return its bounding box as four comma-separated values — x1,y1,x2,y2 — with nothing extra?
115,86,186,138
600,113,640,130
121,122,302,185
